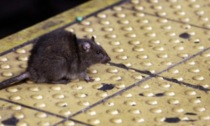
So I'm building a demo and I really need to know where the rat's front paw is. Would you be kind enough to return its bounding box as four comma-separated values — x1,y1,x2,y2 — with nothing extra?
85,76,94,82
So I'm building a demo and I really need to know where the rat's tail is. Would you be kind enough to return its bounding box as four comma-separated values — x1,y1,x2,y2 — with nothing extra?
0,72,29,89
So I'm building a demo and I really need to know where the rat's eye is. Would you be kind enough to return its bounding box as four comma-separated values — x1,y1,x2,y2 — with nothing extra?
96,50,101,54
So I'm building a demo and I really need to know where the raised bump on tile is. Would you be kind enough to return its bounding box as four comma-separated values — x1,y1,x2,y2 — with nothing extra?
88,119,100,125
78,101,90,106
110,118,122,124
35,112,47,118
0,57,8,62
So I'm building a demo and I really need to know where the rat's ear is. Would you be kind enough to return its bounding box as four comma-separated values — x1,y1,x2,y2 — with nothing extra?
82,42,91,52
91,36,95,42
72,33,77,42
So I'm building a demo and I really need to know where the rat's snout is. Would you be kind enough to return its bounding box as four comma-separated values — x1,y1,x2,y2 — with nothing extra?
101,55,111,64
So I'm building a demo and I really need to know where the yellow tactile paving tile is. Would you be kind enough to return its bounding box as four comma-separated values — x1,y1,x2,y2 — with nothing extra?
72,78,210,126
0,0,210,126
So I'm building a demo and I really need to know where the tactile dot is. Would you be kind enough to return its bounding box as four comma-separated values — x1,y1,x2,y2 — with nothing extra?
133,117,145,123
10,95,21,101
156,11,167,17
0,64,11,69
110,118,122,124
141,25,152,30
38,121,51,126
10,105,22,110
160,61,173,66
133,46,144,52
124,100,137,106
71,85,83,90
16,48,26,54
107,68,119,73
125,33,137,38
74,92,88,98
188,68,200,73
155,117,168,122
168,69,179,74
34,103,46,108
88,119,100,125
145,32,156,37
78,101,90,106
113,6,123,11
139,84,150,89
146,100,158,105
115,83,126,89
85,109,97,115
16,122,28,126
132,74,143,80
6,87,19,92
129,40,140,45
152,5,163,10
83,27,94,32
110,75,122,81
172,107,184,113
159,82,171,88
165,91,175,96
161,25,172,30
150,108,162,113
153,46,164,51
105,34,117,39
0,57,8,62
17,56,28,61
116,54,128,60
28,87,40,92
122,26,133,31
185,90,197,95
113,47,124,53
177,53,189,58
63,121,75,126
59,110,71,117
131,0,139,4
31,94,43,100
80,20,91,26
118,19,129,24
189,98,201,104
137,54,149,59
2,71,13,77
50,86,61,91
122,92,133,98
115,13,126,18
194,106,206,112
97,13,107,18
192,75,205,81
100,20,110,25
141,61,153,66
129,109,141,114
102,27,114,32
168,99,180,104
14,112,25,119
106,109,120,115
157,53,168,58
56,101,68,107
143,92,154,97
199,115,210,120
157,18,168,23
53,93,65,99
35,112,47,118
134,5,144,11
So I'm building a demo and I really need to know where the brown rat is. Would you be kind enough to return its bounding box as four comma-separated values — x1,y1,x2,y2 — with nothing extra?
0,29,111,89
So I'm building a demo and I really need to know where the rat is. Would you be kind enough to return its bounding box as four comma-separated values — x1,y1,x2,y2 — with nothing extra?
0,29,111,89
